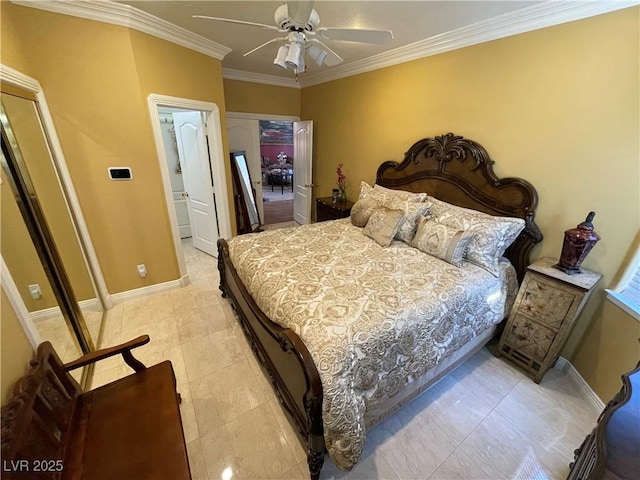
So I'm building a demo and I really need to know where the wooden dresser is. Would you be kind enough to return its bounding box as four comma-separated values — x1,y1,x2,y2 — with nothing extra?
316,196,354,222
568,363,640,479
497,258,601,383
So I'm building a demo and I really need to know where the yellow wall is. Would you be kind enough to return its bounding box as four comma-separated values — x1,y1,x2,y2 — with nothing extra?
572,233,640,400
572,300,640,401
224,79,301,116
1,287,34,405
301,8,639,399
1,3,229,294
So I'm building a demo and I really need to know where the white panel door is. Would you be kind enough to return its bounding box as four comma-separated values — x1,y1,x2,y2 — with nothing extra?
226,117,263,222
293,120,313,225
173,111,219,256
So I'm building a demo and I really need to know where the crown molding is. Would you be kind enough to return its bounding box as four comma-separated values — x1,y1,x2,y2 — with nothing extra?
11,0,231,60
0,64,42,92
300,0,638,87
223,68,301,89
11,0,637,87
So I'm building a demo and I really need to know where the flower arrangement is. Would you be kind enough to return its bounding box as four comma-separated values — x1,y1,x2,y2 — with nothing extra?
336,163,347,202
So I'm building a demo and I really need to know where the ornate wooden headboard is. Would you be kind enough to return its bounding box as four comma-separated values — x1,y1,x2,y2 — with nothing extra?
376,133,543,282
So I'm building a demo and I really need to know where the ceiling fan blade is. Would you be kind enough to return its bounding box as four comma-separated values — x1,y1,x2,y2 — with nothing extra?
317,28,393,44
243,38,286,57
192,15,281,32
309,39,343,67
286,0,315,27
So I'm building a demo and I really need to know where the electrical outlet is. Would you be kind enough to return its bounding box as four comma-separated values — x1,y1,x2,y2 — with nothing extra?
137,264,147,278
28,284,41,299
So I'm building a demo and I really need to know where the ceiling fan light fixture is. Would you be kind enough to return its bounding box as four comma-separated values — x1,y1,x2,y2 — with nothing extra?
273,45,289,69
307,44,328,66
285,43,302,68
295,49,306,74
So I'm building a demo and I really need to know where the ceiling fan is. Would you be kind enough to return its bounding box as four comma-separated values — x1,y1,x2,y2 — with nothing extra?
194,1,393,74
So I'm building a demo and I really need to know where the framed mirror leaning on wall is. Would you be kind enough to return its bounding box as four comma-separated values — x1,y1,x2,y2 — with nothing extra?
230,150,262,234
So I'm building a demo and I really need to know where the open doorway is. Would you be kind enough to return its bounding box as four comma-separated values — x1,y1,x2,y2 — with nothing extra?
148,94,231,282
227,113,312,229
259,120,294,227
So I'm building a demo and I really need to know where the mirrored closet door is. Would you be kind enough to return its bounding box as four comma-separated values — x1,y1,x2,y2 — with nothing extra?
1,87,104,385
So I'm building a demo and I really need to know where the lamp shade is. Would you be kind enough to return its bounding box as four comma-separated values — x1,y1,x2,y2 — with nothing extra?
307,45,328,66
285,43,302,68
295,49,305,73
273,45,288,69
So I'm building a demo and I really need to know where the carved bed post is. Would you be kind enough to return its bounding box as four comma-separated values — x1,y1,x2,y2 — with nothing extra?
306,394,324,480
217,239,228,298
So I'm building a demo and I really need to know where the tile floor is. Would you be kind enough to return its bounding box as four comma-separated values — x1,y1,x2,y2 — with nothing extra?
91,239,599,480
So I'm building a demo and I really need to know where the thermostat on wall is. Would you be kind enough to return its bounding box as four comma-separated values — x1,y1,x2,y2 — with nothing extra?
108,167,132,180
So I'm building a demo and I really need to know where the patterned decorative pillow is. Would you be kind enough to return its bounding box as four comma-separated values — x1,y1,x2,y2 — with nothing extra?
411,217,475,267
426,196,525,276
358,182,430,242
362,206,405,247
394,201,431,244
373,184,428,202
350,196,380,227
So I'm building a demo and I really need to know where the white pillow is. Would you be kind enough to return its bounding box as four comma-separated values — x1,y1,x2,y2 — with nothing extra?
373,184,428,202
359,182,426,203
426,196,524,276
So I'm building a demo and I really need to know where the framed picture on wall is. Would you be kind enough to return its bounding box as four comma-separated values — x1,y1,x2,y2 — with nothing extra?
259,121,294,145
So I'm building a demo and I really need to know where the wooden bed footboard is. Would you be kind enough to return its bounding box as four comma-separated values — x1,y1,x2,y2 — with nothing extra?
217,239,325,479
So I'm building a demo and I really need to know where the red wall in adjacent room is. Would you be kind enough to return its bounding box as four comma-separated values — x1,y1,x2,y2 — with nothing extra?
260,145,293,163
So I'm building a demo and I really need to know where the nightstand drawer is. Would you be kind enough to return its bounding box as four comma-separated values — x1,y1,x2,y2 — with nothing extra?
516,276,580,329
503,314,557,362
316,197,354,222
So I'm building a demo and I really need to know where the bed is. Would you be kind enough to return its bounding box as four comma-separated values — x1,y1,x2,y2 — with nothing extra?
217,133,543,479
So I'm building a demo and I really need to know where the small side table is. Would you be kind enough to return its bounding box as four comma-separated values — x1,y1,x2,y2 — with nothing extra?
316,197,354,222
497,257,602,383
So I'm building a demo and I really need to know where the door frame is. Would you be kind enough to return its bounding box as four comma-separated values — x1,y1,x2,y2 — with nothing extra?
148,94,231,281
226,112,300,223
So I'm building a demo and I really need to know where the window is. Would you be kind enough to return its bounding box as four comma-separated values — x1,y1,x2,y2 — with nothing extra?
606,245,640,321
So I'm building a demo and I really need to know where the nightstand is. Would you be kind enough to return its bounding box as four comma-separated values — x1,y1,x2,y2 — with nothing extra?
316,197,354,222
497,257,602,383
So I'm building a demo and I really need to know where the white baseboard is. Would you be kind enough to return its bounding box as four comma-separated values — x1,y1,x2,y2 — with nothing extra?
31,298,102,323
554,356,605,414
110,275,189,306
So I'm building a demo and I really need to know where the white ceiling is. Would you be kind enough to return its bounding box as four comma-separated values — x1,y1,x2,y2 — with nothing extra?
118,1,543,77
19,1,637,87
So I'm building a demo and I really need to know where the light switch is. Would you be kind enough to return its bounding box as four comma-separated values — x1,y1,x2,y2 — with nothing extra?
28,284,41,299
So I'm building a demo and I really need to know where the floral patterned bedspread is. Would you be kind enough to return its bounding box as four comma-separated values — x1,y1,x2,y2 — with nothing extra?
227,219,518,470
